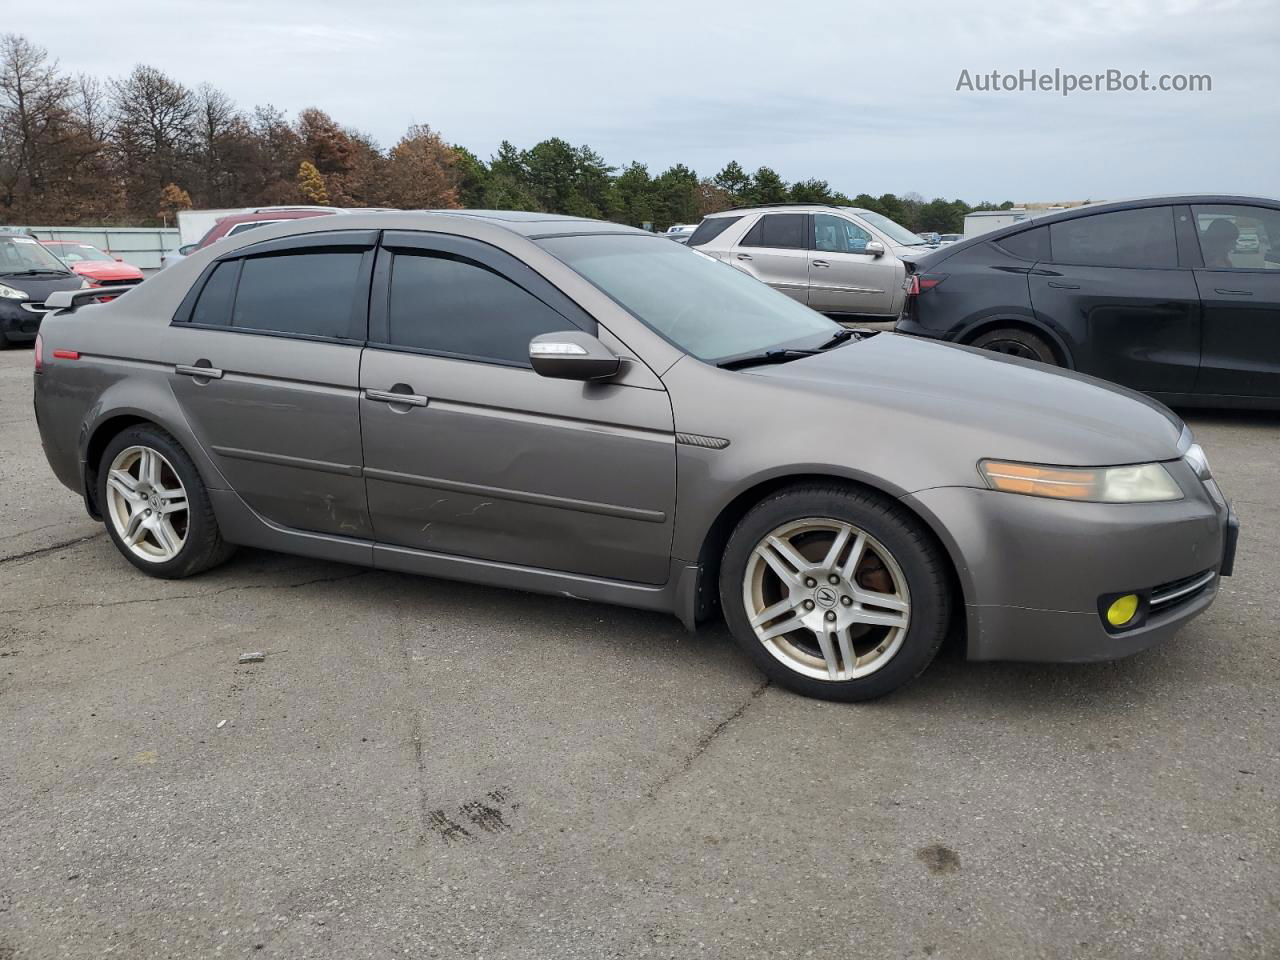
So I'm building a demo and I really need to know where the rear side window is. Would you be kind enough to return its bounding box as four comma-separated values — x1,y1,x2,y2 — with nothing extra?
1049,208,1177,269
190,261,238,326
232,251,365,339
226,220,282,237
687,216,742,247
740,213,807,250
387,253,572,365
993,226,1049,261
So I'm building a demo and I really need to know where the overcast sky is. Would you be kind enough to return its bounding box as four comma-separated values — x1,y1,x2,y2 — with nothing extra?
8,0,1278,203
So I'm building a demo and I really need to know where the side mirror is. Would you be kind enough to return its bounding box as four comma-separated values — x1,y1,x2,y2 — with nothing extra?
863,240,886,257
530,331,621,381
179,244,196,255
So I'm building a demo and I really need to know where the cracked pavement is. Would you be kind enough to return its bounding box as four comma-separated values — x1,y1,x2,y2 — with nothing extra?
1,347,1278,959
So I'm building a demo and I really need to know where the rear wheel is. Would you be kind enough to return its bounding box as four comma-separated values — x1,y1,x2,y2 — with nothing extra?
98,425,234,578
970,327,1058,365
719,485,951,702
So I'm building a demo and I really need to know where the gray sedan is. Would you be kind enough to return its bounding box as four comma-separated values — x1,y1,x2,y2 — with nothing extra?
32,211,1237,701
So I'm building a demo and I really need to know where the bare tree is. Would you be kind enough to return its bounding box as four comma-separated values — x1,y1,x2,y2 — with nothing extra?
0,33,73,216
109,64,196,217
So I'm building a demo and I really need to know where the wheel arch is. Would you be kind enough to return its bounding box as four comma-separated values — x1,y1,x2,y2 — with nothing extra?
956,315,1075,369
689,471,970,651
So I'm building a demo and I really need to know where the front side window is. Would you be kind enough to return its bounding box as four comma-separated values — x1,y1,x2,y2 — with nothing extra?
1192,204,1280,270
814,214,873,254
1049,207,1177,269
854,210,926,246
232,251,364,339
740,213,807,250
538,234,838,363
386,252,573,365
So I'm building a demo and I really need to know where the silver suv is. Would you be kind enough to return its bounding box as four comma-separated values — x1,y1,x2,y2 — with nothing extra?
688,204,930,324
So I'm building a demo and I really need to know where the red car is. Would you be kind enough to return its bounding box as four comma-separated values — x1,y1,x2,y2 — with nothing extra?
195,208,337,250
41,242,145,288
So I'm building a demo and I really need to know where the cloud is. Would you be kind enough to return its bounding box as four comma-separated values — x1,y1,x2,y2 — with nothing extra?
5,0,1275,202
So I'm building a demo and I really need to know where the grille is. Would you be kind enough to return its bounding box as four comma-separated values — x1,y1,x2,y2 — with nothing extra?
1149,569,1216,612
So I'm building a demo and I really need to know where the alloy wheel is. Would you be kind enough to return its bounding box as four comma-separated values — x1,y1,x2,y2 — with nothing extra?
742,518,911,681
104,445,190,563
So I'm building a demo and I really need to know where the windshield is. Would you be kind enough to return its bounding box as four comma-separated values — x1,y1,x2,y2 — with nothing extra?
538,234,839,363
48,243,113,263
855,211,926,246
0,236,72,274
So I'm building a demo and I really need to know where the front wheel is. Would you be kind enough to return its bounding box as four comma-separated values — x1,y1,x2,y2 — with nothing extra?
719,485,952,702
98,424,234,578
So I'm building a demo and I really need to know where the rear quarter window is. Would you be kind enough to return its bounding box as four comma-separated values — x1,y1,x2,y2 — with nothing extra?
992,226,1049,261
687,216,742,247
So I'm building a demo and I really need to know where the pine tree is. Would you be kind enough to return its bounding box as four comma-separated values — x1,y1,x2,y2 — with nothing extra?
296,160,329,204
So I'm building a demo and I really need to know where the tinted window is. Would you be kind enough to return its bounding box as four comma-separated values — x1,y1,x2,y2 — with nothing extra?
814,213,873,254
687,216,742,247
994,225,1049,261
387,253,571,365
741,213,806,250
1192,204,1280,270
190,261,238,326
232,251,364,339
1049,208,1177,269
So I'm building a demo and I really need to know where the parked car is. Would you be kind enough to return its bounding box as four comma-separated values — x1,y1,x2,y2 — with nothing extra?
917,232,942,246
41,242,145,289
160,243,197,270
896,195,1280,407
938,233,963,245
33,211,1236,702
193,208,337,250
0,232,87,348
689,204,930,324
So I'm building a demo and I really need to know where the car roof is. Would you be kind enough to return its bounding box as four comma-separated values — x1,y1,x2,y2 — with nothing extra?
215,209,336,225
704,203,873,218
919,193,1280,265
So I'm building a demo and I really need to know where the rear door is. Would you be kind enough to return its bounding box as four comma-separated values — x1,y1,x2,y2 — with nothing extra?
165,230,375,536
1030,206,1200,393
359,231,676,584
730,213,810,302
1189,203,1280,399
808,212,898,316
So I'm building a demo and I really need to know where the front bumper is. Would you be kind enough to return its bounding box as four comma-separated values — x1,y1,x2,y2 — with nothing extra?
905,462,1234,662
0,299,43,341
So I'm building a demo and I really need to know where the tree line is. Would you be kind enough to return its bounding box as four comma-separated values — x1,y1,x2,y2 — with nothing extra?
0,33,1015,234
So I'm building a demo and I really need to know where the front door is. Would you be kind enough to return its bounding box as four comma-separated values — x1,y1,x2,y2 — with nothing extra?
359,232,676,584
730,213,810,303
1189,203,1280,399
807,213,898,316
165,232,376,536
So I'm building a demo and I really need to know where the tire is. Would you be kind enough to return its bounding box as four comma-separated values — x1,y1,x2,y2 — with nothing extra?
719,484,952,702
98,424,234,578
970,327,1058,365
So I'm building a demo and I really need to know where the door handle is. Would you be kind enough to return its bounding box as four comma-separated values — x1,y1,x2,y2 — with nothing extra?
365,388,428,407
736,253,753,261
1214,288,1253,296
1047,281,1080,289
812,259,830,268
175,362,223,379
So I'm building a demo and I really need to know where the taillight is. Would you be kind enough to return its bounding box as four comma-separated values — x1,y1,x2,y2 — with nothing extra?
34,333,42,371
906,273,948,295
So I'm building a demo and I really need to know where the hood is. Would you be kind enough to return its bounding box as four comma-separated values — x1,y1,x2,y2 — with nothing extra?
0,272,83,302
748,333,1185,466
71,261,144,282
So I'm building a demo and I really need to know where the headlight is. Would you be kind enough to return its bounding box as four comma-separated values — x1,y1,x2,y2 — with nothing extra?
0,283,29,300
79,279,93,289
979,460,1183,503
1183,443,1211,481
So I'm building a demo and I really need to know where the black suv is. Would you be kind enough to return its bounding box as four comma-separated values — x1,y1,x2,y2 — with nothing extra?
896,195,1280,408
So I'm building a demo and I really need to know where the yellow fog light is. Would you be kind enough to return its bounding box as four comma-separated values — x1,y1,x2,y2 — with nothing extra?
1106,594,1140,627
